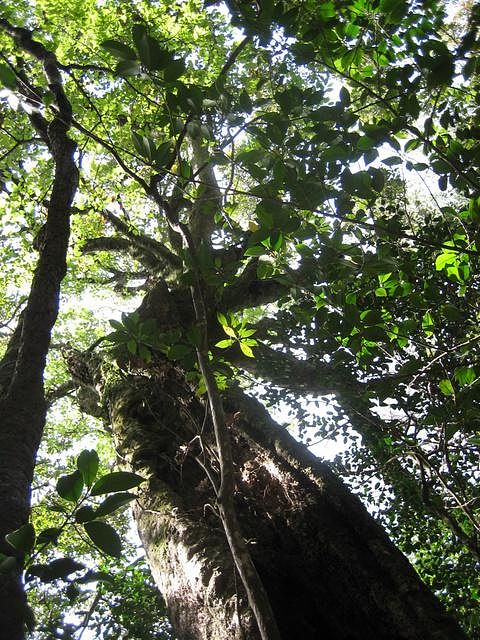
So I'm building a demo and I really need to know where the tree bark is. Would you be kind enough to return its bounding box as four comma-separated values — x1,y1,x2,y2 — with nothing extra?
98,358,467,640
0,21,78,638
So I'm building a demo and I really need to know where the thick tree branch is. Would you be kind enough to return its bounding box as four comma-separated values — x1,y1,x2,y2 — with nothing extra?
220,268,291,312
217,36,252,80
228,342,365,396
82,236,163,272
189,137,222,246
230,343,480,561
102,209,182,269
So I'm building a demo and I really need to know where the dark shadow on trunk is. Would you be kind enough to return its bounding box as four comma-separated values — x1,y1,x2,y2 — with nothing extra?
101,359,466,640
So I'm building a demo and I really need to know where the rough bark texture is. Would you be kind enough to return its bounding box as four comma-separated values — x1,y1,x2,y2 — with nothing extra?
100,358,467,640
0,21,78,638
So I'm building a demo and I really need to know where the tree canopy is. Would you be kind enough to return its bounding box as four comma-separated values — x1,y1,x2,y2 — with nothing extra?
0,0,479,637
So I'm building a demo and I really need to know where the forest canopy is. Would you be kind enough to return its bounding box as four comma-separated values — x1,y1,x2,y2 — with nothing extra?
0,0,479,638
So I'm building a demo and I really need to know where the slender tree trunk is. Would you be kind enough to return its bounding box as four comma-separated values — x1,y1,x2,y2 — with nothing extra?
0,21,78,637
100,359,467,640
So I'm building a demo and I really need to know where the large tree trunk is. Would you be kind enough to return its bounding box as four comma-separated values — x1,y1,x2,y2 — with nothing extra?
101,359,466,640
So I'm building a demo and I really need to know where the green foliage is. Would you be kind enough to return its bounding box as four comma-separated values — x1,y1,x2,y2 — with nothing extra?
216,312,258,358
1,0,480,636
3,449,145,603
77,449,100,487
5,523,36,555
91,471,145,496
83,521,122,558
106,313,159,363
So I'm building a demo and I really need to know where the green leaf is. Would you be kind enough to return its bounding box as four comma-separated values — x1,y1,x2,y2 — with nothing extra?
167,343,192,360
6,523,35,554
179,160,191,178
369,167,385,192
380,0,407,23
132,23,148,48
131,132,155,161
318,1,335,19
339,87,351,105
357,136,376,151
154,142,173,168
244,246,267,257
138,344,152,362
422,311,434,331
423,46,455,88
95,492,135,518
91,471,145,496
454,366,476,387
101,40,137,60
345,22,360,38
109,319,124,330
84,521,122,558
438,379,454,396
217,312,228,326
404,139,421,152
435,252,455,270
56,470,84,503
275,87,303,113
75,506,97,523
290,42,315,63
215,339,234,348
239,342,255,358
77,449,99,487
361,310,384,325
30,558,85,583
239,328,256,338
122,311,140,329
127,339,137,355
164,59,186,81
363,326,386,342
132,25,173,71
381,156,402,166
36,527,61,546
341,170,372,199
115,60,142,77
239,89,253,113
0,64,16,89
223,326,237,338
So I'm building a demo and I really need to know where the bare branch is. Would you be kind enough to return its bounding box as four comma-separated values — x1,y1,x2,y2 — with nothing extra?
45,380,76,407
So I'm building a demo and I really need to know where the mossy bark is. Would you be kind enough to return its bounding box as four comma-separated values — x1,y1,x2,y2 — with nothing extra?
103,360,466,640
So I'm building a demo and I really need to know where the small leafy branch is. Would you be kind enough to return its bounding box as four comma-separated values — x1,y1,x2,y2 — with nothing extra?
215,312,258,358
106,312,199,370
106,312,160,363
101,23,186,83
0,450,145,586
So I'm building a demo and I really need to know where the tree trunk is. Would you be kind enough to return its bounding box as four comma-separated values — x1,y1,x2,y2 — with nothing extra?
0,22,78,631
101,359,467,640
